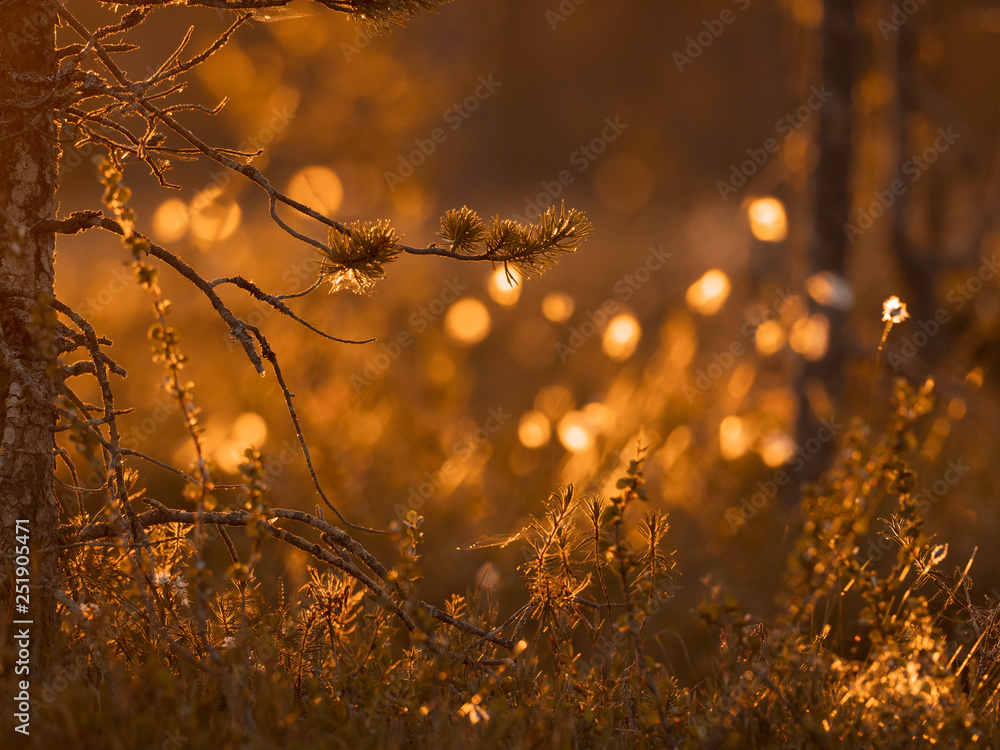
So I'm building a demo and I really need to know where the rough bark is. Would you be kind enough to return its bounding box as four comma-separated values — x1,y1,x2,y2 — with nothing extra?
0,0,61,672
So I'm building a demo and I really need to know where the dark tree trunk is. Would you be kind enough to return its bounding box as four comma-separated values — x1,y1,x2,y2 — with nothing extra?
795,0,857,485
892,9,935,325
0,0,61,673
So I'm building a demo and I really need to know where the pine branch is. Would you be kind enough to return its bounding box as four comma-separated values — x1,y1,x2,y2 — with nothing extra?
55,9,593,296
319,220,402,295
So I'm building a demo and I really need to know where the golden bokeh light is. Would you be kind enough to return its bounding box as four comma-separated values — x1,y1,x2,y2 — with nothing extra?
728,363,756,399
582,402,614,432
444,298,491,345
557,411,594,453
805,271,854,310
789,314,830,361
233,412,268,446
426,352,457,385
348,410,385,448
759,432,796,468
601,314,641,361
199,43,255,98
393,184,433,223
748,197,788,243
542,292,575,322
666,314,698,367
755,319,786,355
948,398,967,420
535,384,574,420
858,71,893,112
213,412,269,474
488,267,522,306
719,415,750,460
269,13,329,55
152,199,189,243
518,411,551,449
783,131,810,175
686,269,731,315
790,0,824,28
669,335,696,367
189,186,241,243
213,442,245,475
286,165,344,215
660,425,692,469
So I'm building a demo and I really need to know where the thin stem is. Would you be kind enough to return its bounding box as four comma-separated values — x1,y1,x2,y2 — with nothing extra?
866,320,894,451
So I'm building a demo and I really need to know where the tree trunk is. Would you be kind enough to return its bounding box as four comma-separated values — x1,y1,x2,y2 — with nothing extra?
795,0,856,487
892,9,935,325
1,0,61,673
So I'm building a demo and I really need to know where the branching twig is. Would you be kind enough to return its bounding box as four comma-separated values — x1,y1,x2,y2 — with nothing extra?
58,501,516,648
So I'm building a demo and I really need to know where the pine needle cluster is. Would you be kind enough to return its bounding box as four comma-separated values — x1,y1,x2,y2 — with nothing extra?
440,204,594,280
320,220,403,295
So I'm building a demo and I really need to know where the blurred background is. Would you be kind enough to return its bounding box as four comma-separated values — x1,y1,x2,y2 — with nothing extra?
55,0,1000,679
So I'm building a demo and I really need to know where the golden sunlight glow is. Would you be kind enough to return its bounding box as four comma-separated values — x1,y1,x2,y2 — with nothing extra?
287,166,344,215
199,44,255,98
685,269,731,315
459,700,489,725
667,316,698,367
444,298,491,345
719,415,750,460
393,184,432,223
728,363,756,399
269,13,329,55
760,433,796,468
426,352,456,385
348,410,385,447
152,199,189,243
518,411,551,449
214,443,244,474
233,412,268,446
189,186,241,243
748,197,788,243
948,398,967,420
488,267,522,306
660,425,692,469
789,314,830,361
535,384,574,420
755,320,786,355
582,402,614,432
601,314,641,361
542,292,575,323
557,411,594,453
213,412,268,474
790,0,824,28
476,561,500,589
805,271,854,310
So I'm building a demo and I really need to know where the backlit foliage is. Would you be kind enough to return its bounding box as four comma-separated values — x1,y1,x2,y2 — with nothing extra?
12,0,1000,748
321,220,403,295
42,373,1000,747
439,204,595,281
